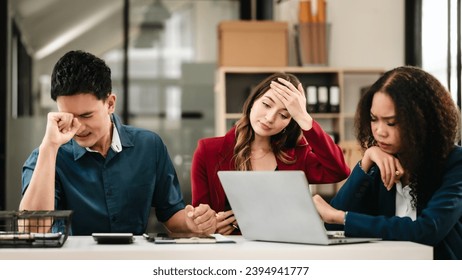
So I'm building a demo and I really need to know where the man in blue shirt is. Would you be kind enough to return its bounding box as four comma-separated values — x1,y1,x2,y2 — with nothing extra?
20,50,216,235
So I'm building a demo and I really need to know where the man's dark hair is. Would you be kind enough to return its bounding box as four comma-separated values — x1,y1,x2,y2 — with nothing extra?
50,50,112,101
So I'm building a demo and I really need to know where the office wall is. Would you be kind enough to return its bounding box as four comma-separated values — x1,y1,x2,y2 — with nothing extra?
329,0,404,68
276,0,405,68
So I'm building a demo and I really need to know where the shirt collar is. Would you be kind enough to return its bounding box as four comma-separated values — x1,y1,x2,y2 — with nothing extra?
110,122,122,152
73,114,131,160
84,122,122,154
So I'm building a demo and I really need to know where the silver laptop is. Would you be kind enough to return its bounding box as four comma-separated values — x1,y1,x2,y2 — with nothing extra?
217,170,380,245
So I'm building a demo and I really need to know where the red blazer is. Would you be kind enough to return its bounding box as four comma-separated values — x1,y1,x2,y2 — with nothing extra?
191,121,350,211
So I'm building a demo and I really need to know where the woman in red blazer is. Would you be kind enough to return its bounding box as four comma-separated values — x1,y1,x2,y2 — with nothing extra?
191,72,350,234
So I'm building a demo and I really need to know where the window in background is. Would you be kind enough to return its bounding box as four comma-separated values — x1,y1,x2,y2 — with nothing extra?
422,0,460,103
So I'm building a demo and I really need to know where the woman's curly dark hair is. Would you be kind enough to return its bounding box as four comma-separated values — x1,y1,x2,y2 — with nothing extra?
233,72,303,170
355,66,460,209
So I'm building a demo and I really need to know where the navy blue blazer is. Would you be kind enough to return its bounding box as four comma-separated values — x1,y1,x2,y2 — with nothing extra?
329,145,462,259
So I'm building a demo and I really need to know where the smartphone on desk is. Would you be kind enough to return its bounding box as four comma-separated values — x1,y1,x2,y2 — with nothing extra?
92,233,134,244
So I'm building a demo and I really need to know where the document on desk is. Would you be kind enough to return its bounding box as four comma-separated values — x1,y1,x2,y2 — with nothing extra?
144,233,235,244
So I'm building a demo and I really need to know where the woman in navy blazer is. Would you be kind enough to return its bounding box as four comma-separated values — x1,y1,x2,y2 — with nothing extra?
313,66,462,259
191,73,350,235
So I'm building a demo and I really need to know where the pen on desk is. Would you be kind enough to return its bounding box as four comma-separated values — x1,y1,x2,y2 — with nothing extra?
216,211,239,230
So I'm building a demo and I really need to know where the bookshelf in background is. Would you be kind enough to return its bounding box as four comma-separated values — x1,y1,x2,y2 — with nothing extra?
214,66,384,197
215,67,383,141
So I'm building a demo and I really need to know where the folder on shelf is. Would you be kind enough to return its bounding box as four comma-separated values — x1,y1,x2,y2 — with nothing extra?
317,86,329,113
329,86,340,113
306,86,318,113
317,0,327,65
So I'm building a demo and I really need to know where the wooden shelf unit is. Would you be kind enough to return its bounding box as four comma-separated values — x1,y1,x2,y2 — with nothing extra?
215,67,384,145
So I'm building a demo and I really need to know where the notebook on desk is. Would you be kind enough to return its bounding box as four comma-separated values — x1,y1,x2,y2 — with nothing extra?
217,170,380,245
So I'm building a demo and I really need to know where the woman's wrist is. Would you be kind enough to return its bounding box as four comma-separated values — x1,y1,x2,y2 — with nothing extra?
333,210,346,224
296,114,313,131
359,157,373,173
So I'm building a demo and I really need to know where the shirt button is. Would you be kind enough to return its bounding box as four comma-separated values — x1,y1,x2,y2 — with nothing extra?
111,216,117,222
106,190,112,196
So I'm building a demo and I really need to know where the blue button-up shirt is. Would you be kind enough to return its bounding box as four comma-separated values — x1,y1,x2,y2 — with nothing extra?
22,114,185,235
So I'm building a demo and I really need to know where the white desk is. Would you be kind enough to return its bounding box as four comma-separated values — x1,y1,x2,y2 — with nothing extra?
0,236,432,260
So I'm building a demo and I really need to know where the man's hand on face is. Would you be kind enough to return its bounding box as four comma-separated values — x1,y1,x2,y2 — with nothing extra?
42,112,81,149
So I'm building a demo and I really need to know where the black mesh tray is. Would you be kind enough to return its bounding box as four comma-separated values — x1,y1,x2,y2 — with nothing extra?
0,210,72,248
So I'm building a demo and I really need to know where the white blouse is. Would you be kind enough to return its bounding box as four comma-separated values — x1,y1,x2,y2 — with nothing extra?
395,181,416,221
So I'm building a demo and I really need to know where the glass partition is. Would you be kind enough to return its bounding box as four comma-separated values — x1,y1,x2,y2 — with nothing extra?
9,0,239,229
